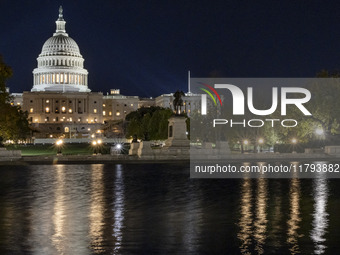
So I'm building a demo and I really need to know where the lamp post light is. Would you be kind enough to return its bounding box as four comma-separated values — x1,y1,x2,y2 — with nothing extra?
258,138,264,153
92,140,97,155
315,128,324,136
97,139,102,154
242,139,249,153
291,138,298,153
56,139,63,155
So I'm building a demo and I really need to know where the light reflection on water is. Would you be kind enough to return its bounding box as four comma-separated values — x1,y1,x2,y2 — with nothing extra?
287,178,302,255
0,163,336,254
89,164,105,253
238,178,253,254
311,175,329,255
112,164,124,254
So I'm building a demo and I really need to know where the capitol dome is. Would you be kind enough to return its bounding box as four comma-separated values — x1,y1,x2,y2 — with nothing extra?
40,35,82,58
32,6,90,92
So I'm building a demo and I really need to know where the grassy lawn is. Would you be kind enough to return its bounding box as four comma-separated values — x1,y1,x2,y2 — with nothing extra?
6,143,112,156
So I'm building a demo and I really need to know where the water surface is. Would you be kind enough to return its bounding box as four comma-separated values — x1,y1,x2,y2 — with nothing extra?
1,163,340,254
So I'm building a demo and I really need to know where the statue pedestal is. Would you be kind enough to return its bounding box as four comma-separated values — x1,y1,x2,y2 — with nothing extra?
129,142,140,156
164,116,189,148
137,141,154,159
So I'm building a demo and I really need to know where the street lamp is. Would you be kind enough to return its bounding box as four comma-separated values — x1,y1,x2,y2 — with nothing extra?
291,138,297,153
97,139,102,154
92,140,97,155
92,139,103,155
56,139,63,155
315,128,324,136
258,138,264,153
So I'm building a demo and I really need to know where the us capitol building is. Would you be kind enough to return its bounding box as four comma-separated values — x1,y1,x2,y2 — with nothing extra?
12,7,201,139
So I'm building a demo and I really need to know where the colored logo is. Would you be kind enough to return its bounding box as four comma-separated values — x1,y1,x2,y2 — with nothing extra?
199,82,222,106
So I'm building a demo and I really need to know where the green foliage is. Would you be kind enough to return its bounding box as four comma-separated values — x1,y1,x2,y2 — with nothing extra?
0,55,30,143
126,107,174,140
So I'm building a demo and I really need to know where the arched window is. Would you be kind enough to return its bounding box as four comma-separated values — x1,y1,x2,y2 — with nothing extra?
64,127,69,133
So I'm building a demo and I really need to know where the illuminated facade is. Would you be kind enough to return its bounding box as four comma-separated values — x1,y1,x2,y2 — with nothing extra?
23,7,102,138
17,6,201,138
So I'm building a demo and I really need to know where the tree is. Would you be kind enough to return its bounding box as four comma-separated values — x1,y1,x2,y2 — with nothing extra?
0,55,30,143
125,107,174,141
299,71,340,145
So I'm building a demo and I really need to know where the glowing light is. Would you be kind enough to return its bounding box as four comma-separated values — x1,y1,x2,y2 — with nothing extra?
243,140,249,145
315,128,324,136
68,109,72,113
91,134,95,138
97,139,102,144
92,141,97,146
61,106,66,112
291,138,298,144
258,138,264,144
116,144,122,150
45,107,50,113
56,139,63,146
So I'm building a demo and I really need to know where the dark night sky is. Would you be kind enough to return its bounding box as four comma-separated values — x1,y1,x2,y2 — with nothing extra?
1,0,340,97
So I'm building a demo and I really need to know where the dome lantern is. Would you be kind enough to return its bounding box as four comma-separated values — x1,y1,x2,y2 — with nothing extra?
54,6,68,36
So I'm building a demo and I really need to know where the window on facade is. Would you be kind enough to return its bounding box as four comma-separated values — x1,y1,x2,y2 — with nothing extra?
30,108,34,113
103,111,106,116
103,104,106,107
94,101,97,104
94,109,97,113
65,127,69,133
109,111,112,116
116,112,120,116
46,100,49,103
30,100,33,103
131,104,133,107
55,107,59,113
45,107,50,113
62,106,66,113
69,109,72,113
